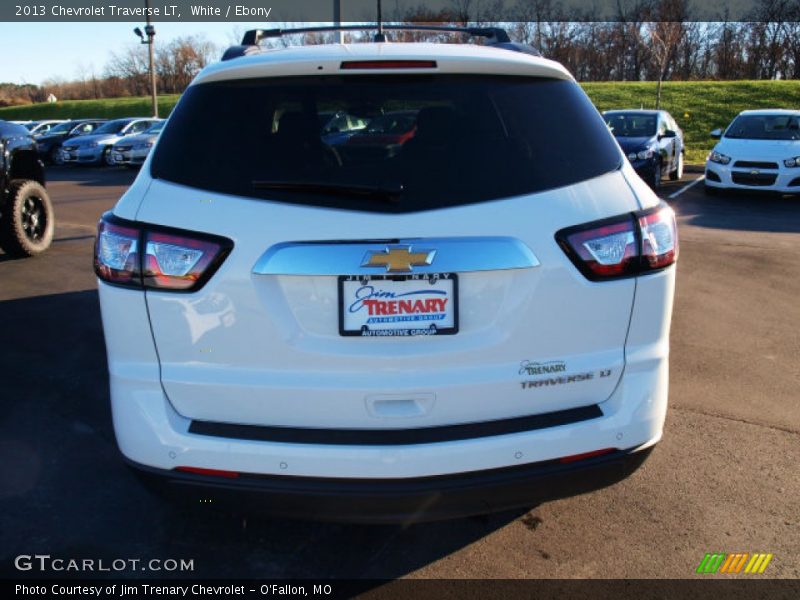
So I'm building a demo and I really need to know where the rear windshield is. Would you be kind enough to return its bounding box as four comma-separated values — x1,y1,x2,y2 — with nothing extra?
151,75,621,213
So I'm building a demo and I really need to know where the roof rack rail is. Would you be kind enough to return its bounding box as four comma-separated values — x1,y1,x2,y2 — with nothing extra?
221,24,540,62
243,25,510,46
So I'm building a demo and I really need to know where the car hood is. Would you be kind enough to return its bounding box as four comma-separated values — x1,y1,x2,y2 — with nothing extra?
614,135,656,153
36,133,67,143
114,133,158,147
715,137,800,160
69,133,118,146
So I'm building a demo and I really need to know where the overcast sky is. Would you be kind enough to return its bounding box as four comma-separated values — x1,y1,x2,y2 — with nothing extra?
0,22,267,85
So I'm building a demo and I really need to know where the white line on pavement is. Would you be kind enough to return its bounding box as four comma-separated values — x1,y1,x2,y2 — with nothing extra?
668,175,705,199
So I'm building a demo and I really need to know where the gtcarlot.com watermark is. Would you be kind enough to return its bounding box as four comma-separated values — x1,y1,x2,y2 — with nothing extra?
14,554,194,573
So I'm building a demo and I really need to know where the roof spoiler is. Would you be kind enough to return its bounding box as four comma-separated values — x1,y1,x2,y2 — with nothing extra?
222,24,540,62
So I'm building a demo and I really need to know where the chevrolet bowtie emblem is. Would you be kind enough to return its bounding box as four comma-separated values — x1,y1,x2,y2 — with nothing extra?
751,169,760,175
362,245,436,273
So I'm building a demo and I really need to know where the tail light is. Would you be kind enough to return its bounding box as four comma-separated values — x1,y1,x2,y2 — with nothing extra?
94,213,232,292
556,203,678,281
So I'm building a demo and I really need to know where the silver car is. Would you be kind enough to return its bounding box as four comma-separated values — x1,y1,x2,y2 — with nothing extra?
110,121,165,168
61,118,160,166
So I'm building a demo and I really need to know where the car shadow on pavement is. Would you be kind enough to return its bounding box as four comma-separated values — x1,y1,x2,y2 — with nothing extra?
0,289,531,581
0,251,22,263
672,188,800,234
47,166,137,188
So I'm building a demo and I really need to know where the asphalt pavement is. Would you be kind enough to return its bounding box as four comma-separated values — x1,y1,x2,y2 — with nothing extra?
0,166,798,581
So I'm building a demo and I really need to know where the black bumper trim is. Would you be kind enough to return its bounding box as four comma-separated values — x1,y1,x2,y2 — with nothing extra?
126,446,653,523
188,404,603,446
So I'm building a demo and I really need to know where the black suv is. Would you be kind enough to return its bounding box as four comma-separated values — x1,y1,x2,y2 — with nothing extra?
0,120,54,256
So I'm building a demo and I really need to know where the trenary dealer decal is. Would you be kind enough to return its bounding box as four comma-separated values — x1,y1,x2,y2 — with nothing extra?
519,360,567,376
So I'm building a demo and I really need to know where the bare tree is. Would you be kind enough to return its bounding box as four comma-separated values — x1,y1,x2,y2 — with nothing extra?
156,36,217,93
105,44,150,96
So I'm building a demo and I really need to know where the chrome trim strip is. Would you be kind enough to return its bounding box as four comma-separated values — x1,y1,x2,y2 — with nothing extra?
253,237,540,276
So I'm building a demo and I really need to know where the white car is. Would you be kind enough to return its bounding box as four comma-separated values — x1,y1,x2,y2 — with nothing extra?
94,26,678,522
705,109,800,195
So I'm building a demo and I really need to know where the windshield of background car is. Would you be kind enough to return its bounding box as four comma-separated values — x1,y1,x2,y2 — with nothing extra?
604,113,657,137
48,122,75,134
145,122,165,134
93,120,129,135
151,75,622,213
725,114,800,140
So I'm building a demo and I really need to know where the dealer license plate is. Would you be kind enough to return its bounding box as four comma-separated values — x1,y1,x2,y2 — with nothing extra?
338,273,458,337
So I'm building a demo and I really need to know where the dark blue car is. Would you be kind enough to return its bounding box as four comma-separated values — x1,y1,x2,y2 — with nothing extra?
604,110,685,190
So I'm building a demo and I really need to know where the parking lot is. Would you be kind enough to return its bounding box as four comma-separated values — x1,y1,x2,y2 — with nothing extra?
0,166,798,580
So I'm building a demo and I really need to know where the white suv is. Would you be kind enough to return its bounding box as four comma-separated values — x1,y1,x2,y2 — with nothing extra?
94,27,678,523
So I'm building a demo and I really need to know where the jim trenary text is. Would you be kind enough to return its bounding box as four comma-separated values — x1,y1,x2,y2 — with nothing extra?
16,584,334,597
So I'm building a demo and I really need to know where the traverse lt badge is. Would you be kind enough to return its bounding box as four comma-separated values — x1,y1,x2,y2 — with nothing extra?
362,245,436,273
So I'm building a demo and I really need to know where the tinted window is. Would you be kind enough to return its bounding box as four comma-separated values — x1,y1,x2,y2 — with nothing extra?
725,114,800,140
152,75,621,213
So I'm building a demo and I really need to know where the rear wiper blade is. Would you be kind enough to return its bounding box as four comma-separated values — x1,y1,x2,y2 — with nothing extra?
252,181,403,203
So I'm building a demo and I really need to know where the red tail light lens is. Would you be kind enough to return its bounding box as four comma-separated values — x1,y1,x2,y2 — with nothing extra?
556,203,678,281
143,232,228,291
94,213,232,292
175,466,240,479
559,448,617,464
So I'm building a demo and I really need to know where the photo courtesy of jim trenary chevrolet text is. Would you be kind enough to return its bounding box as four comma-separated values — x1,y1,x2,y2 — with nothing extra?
0,0,798,598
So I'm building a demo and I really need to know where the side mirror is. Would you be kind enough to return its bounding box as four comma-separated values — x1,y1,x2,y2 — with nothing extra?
660,130,677,139
710,128,722,139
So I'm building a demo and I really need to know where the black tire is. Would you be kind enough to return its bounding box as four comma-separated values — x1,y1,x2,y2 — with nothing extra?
102,146,114,167
703,183,719,196
0,180,55,257
649,161,661,191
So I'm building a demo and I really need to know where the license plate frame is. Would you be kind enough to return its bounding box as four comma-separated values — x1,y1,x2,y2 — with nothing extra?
338,273,459,337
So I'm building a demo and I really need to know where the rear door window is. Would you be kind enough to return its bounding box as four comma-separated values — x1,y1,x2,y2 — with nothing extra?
151,75,622,213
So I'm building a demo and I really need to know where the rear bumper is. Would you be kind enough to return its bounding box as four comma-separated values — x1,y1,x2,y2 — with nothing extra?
127,446,653,524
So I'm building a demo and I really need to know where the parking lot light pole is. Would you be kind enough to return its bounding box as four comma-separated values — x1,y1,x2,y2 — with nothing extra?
134,0,158,118
334,0,343,44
